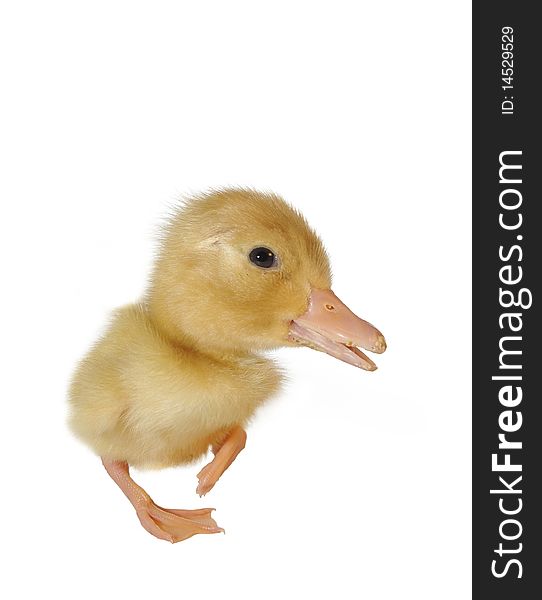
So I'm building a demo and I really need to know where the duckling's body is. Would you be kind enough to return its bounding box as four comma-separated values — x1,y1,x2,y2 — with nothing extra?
70,303,280,469
69,188,386,543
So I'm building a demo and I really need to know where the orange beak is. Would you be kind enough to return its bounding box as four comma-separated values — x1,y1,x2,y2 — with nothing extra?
288,288,386,371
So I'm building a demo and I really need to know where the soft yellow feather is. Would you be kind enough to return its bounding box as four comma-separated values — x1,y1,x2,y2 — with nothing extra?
68,188,331,468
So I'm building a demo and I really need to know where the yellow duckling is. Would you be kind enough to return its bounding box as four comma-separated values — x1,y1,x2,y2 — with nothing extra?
68,188,386,543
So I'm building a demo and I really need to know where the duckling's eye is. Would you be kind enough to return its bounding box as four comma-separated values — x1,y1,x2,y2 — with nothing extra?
249,247,276,269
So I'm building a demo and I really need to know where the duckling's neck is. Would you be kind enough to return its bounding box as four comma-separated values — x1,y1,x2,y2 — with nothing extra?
146,302,260,364
145,303,283,415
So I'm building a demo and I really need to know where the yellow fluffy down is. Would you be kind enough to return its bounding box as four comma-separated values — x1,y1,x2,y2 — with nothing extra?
68,188,331,468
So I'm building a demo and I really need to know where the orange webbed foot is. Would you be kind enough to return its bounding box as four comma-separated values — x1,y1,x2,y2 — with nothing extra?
102,458,224,543
137,502,224,543
196,426,247,497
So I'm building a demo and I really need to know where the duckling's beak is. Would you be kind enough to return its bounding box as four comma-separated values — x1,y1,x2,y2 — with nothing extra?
288,288,386,371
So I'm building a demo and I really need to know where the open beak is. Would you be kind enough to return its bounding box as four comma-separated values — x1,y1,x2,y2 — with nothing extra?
288,288,386,371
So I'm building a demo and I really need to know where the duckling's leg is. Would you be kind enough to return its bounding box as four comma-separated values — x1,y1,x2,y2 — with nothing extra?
196,426,247,496
102,458,224,543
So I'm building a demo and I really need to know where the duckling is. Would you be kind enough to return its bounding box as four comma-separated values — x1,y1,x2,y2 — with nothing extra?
69,188,386,543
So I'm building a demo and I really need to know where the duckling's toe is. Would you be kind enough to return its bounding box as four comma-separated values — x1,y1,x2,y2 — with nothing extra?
196,463,218,497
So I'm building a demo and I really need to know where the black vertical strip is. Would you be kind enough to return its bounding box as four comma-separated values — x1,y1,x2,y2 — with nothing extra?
473,2,541,598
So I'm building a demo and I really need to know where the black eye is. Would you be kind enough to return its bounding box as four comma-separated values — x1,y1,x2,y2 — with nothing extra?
249,247,276,269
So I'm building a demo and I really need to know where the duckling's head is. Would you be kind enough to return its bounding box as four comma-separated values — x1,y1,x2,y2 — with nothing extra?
147,188,386,370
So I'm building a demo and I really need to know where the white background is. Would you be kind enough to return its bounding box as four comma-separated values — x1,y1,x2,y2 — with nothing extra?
0,1,471,598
